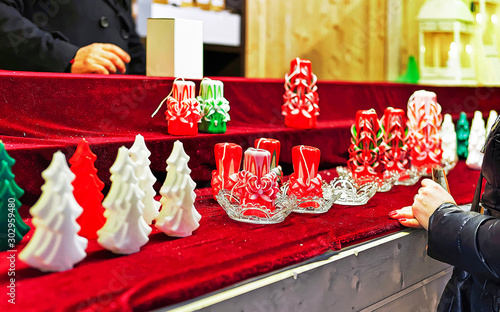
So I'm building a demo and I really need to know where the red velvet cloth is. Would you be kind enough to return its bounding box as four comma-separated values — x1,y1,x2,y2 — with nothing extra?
0,161,479,312
1,71,499,202
0,71,488,311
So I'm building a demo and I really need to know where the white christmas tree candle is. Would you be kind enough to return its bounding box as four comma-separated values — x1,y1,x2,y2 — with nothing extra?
129,134,161,225
486,110,498,137
97,147,152,254
466,111,486,170
440,114,458,165
19,151,88,272
155,140,201,237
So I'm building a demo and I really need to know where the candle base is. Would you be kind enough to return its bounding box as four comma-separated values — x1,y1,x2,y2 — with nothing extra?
241,197,275,218
215,189,295,224
284,114,317,129
168,120,198,136
199,120,227,134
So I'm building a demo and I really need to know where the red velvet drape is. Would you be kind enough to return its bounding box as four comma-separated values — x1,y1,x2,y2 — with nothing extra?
0,71,491,311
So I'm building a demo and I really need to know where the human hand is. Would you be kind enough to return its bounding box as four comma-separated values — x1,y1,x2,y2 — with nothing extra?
389,178,456,230
71,43,131,74
389,205,424,229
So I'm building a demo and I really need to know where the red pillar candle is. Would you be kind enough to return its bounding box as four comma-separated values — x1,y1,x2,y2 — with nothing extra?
239,148,279,216
288,145,323,202
211,143,242,199
166,80,202,136
407,90,443,171
348,109,384,182
254,138,280,169
282,58,319,129
380,107,410,173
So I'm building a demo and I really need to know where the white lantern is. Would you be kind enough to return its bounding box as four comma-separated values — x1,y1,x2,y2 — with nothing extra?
418,0,476,85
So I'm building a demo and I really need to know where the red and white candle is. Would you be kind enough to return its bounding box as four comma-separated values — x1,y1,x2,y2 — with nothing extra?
211,143,242,199
407,90,442,171
288,145,323,200
254,138,281,169
166,80,201,136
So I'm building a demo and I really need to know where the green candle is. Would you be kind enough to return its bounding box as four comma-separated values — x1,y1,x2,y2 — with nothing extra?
197,79,230,134
456,112,470,159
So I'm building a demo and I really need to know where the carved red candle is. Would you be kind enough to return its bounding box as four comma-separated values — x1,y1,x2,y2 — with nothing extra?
380,107,410,173
348,109,384,182
288,145,323,206
407,90,443,172
254,138,280,169
166,80,201,136
211,143,242,199
239,148,279,216
282,58,319,129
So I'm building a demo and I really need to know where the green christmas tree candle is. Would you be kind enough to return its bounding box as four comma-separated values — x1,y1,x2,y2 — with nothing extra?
0,141,30,251
456,112,470,159
197,78,230,134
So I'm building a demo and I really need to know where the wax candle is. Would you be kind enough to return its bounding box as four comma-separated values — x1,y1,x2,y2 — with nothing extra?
166,80,201,136
211,143,242,199
288,146,323,206
282,57,319,129
198,79,230,134
407,90,443,172
239,148,279,216
347,109,384,182
380,107,410,173
254,138,280,169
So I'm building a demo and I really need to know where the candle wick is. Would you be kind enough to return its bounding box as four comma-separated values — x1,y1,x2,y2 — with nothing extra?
151,77,180,117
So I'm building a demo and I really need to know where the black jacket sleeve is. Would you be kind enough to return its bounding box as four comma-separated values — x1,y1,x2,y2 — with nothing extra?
427,203,500,282
0,0,79,72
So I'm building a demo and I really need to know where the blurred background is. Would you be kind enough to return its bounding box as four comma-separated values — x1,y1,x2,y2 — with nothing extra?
137,0,500,85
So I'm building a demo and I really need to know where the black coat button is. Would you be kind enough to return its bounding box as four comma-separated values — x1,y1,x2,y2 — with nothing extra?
121,29,130,40
100,16,109,28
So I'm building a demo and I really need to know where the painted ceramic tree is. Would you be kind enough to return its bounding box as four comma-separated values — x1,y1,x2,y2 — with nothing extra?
69,139,106,240
440,114,458,166
156,140,201,237
486,110,498,137
466,111,486,170
19,151,88,272
97,147,151,254
0,141,30,251
456,112,470,159
129,134,160,225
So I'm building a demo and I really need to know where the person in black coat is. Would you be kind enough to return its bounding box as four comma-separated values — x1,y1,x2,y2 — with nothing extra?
390,116,500,311
0,0,145,74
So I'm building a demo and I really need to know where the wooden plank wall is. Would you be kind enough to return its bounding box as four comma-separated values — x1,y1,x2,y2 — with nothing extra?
245,0,426,82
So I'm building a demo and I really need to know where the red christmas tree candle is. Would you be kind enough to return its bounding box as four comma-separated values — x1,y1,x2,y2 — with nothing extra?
69,138,106,240
254,138,280,169
240,148,279,216
380,107,410,173
289,145,323,207
407,90,443,172
348,109,384,182
282,58,319,129
166,80,201,136
211,143,242,199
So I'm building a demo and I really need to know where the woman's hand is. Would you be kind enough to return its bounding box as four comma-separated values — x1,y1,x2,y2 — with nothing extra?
389,178,457,230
